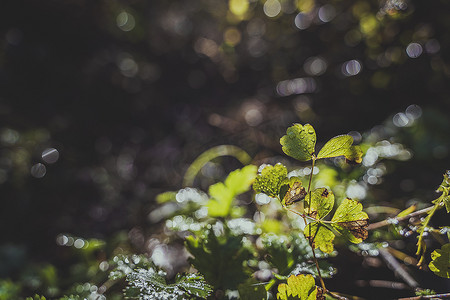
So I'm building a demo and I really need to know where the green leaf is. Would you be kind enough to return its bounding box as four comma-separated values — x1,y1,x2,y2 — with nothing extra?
276,274,318,300
317,135,353,159
428,243,450,278
253,164,288,198
125,268,212,300
225,165,258,195
26,296,46,300
436,171,450,213
304,222,335,253
208,165,257,217
185,229,251,290
317,135,363,163
280,124,316,161
304,188,334,220
331,198,369,243
238,279,267,300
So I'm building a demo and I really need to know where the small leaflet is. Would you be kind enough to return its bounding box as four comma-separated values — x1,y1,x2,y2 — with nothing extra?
304,188,334,220
280,124,316,162
276,274,320,300
331,198,369,243
428,243,450,278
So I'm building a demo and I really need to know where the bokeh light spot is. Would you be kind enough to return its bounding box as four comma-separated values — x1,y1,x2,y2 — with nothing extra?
304,56,327,76
224,27,242,46
229,0,249,16
264,0,282,18
116,11,135,32
342,60,362,76
294,12,312,30
406,43,422,58
31,163,46,178
42,148,59,164
318,5,336,23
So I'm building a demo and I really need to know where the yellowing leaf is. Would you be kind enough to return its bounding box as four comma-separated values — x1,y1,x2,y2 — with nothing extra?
276,274,318,300
317,135,353,159
331,198,369,243
282,180,307,206
304,222,335,253
429,243,450,278
304,188,334,220
253,164,288,198
317,135,363,163
280,124,316,162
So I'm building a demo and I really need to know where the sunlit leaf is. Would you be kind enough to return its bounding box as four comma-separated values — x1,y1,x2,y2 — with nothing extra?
280,124,316,162
331,198,369,243
428,243,450,278
304,222,335,253
317,135,353,160
282,180,307,206
26,295,46,300
225,165,258,195
253,164,288,198
304,188,334,220
208,165,257,217
396,204,417,218
436,170,450,213
276,274,318,300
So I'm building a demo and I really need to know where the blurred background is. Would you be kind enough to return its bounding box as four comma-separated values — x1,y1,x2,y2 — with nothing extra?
0,0,449,298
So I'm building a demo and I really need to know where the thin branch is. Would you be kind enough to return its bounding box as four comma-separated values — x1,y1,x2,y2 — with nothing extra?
378,248,419,288
367,206,434,230
398,293,450,300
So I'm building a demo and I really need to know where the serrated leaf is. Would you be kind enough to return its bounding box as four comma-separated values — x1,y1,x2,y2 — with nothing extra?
208,165,257,217
125,268,212,299
317,135,353,159
331,198,369,243
276,274,318,300
253,164,288,198
428,243,450,278
304,222,335,253
304,188,334,220
185,230,251,290
436,171,450,213
280,124,316,162
282,180,307,206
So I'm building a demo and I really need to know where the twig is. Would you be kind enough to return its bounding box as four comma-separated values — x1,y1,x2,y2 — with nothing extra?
367,206,434,230
398,293,450,300
378,248,419,288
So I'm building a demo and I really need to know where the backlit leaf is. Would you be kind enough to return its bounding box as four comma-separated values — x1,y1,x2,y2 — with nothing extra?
304,222,335,253
276,274,318,300
317,135,353,159
428,243,450,278
208,165,257,217
436,170,450,213
280,124,316,162
253,164,288,198
304,188,334,220
331,198,369,243
344,146,363,164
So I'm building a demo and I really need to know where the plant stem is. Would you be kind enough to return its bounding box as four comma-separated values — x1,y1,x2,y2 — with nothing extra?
367,206,434,230
311,246,326,290
398,293,450,300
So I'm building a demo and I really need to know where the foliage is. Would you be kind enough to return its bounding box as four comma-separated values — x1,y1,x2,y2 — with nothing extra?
428,243,450,278
276,274,321,300
124,268,212,299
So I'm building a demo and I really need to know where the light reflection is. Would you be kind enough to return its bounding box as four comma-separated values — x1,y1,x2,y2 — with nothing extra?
229,0,249,17
341,60,362,76
31,163,46,178
406,43,422,58
116,11,136,32
245,108,263,126
318,5,336,23
117,54,139,78
405,104,422,120
255,193,272,205
263,0,281,18
304,56,327,76
276,77,316,96
392,112,410,127
346,181,367,199
42,148,59,164
294,12,313,30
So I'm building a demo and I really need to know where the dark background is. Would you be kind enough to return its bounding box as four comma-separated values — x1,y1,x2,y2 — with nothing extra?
0,0,449,297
